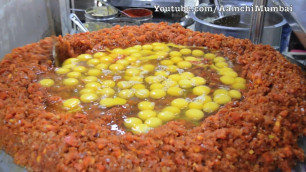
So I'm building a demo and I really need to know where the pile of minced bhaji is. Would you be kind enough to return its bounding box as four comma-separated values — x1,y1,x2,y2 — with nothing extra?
0,23,305,171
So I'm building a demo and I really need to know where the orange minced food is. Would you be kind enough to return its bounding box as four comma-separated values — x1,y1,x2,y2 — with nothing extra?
0,23,305,172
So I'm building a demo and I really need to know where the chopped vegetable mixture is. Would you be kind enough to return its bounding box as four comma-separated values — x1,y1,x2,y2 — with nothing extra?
0,23,305,172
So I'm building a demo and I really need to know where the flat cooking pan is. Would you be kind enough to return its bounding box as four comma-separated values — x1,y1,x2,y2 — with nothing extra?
0,55,305,172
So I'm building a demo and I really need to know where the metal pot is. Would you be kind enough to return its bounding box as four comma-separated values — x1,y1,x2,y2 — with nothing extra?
83,18,141,32
189,3,287,48
84,6,119,22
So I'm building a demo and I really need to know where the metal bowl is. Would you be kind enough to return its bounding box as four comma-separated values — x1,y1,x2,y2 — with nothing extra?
189,3,287,48
84,6,118,22
81,18,141,32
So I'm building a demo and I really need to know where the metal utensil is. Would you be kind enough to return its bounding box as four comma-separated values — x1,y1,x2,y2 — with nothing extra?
249,0,267,44
118,9,133,17
121,8,153,24
213,0,223,18
180,15,194,28
70,8,86,12
212,0,240,27
46,0,61,67
69,13,89,32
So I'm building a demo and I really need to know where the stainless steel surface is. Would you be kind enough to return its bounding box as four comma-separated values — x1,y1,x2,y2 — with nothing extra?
211,0,241,27
49,0,62,36
58,0,72,35
212,14,241,27
46,0,61,67
108,0,184,8
70,8,86,12
119,10,133,18
84,2,132,20
180,15,194,28
89,1,118,17
72,0,95,21
70,13,89,32
84,22,113,31
284,52,306,68
273,0,306,34
272,0,306,48
213,0,223,17
83,18,140,32
189,2,287,48
84,6,118,22
0,0,71,59
249,0,267,44
0,0,50,59
85,13,117,22
0,151,26,172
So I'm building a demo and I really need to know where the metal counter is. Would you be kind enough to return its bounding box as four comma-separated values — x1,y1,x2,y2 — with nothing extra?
0,151,26,172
